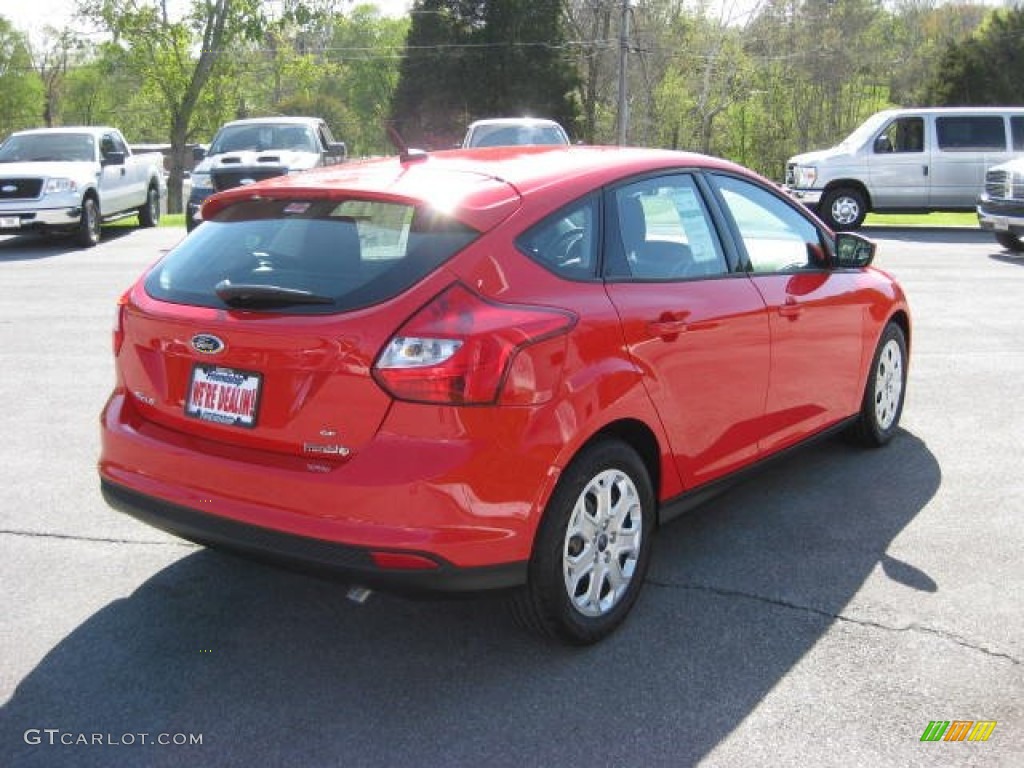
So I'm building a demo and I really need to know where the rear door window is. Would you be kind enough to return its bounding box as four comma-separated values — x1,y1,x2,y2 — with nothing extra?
605,175,729,280
1012,116,1024,151
146,199,478,314
936,116,1006,151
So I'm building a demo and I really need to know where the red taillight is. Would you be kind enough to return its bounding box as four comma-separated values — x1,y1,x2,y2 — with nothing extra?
373,283,576,405
112,290,129,356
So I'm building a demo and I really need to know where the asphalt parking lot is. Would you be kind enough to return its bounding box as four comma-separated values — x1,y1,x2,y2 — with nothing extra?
1,224,1021,767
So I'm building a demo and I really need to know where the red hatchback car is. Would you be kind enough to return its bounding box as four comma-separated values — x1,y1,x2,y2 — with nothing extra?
99,146,910,644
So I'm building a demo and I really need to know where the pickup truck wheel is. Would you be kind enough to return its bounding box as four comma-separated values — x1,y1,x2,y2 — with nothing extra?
138,184,160,228
76,196,101,247
820,187,867,231
995,232,1023,253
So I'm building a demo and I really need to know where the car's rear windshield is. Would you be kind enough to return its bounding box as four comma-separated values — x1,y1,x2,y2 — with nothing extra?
145,198,479,314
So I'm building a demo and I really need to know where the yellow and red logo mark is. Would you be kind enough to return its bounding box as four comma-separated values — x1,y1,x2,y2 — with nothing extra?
920,721,997,742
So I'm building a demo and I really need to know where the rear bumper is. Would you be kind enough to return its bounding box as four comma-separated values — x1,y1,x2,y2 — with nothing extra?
99,390,556,590
101,478,526,593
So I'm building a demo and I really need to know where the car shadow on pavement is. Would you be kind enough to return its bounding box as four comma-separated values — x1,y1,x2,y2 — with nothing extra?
1,432,940,768
0,228,137,261
989,251,1024,267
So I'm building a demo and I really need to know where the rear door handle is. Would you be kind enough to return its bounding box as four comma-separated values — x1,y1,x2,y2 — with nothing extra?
648,319,688,335
778,298,803,319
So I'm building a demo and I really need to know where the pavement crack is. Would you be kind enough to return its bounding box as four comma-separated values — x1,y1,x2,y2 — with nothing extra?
1,527,195,549
647,577,1020,665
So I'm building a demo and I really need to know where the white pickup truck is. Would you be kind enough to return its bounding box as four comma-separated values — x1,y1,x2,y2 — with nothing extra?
0,126,166,247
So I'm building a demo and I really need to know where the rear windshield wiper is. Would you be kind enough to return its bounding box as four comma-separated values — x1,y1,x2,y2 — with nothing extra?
215,281,335,308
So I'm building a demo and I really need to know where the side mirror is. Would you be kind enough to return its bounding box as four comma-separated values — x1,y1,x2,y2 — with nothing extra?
328,141,347,160
874,135,893,154
835,232,875,268
102,150,126,166
192,145,207,163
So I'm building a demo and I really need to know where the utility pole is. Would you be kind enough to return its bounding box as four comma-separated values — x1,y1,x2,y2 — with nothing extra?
616,0,630,145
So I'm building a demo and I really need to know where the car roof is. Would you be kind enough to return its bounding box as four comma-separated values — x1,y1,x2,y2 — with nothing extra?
220,117,322,127
203,145,749,232
12,127,116,136
467,118,564,128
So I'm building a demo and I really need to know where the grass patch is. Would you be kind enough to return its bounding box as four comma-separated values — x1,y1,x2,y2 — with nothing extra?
107,212,186,229
864,211,977,227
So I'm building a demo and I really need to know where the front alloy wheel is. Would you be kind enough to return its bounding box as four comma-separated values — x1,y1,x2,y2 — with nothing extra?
511,439,655,645
76,197,101,247
851,322,907,446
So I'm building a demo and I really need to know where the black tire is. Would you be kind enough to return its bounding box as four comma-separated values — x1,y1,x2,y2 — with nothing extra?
850,322,907,447
820,187,867,231
76,196,101,247
139,184,160,228
995,232,1023,253
510,439,655,645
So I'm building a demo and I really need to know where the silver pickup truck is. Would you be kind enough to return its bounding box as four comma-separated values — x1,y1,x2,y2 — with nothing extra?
0,126,165,247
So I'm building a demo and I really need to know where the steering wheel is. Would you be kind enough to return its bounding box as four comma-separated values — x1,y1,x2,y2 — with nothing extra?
550,227,585,266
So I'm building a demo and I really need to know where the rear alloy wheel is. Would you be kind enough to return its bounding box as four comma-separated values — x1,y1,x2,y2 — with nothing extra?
850,322,907,446
820,187,867,231
511,440,655,645
995,232,1023,253
76,196,101,247
139,184,160,227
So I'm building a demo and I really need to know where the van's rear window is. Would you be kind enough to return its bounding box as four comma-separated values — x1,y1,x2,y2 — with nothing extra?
145,198,478,314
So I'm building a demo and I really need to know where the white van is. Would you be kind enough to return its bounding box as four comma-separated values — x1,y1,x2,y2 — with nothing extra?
786,107,1024,229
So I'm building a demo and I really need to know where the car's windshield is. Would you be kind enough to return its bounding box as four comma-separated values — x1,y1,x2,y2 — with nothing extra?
209,124,317,154
0,133,95,163
468,123,568,148
837,113,894,150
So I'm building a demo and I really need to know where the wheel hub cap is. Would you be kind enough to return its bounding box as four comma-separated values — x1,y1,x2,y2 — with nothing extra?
562,469,643,618
874,339,903,430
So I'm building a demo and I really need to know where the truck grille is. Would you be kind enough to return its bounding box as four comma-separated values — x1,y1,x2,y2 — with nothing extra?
985,169,1022,201
211,168,287,192
0,178,44,200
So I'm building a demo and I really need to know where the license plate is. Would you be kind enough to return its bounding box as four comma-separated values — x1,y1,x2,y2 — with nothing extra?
185,365,262,428
993,216,1009,232
0,216,21,228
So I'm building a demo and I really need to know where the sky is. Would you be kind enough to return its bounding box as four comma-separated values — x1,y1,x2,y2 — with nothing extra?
0,0,413,37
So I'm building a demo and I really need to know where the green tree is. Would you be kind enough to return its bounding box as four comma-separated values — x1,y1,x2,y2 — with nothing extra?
321,5,409,155
0,17,44,135
924,7,1024,106
80,0,336,212
391,0,578,148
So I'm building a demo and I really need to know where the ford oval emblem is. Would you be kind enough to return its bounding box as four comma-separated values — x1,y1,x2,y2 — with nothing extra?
1,185,16,193
191,334,225,355
239,178,256,186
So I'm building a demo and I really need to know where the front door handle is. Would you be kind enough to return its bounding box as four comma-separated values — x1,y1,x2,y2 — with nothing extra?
648,311,691,340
